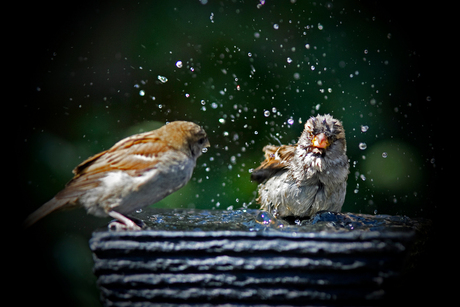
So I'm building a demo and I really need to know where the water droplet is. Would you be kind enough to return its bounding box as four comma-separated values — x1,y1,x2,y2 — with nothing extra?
305,43,310,49
359,142,367,150
139,90,145,96
382,152,388,158
273,23,279,30
175,60,183,68
157,75,168,83
360,174,366,181
286,57,292,63
202,147,208,153
219,118,226,124
264,110,270,117
287,118,294,125
256,0,266,9
360,125,369,132
211,102,218,109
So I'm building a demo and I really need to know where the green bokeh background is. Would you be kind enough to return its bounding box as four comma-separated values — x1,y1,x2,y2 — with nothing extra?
15,1,439,306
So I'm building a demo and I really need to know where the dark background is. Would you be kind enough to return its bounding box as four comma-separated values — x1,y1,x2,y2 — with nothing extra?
12,1,442,306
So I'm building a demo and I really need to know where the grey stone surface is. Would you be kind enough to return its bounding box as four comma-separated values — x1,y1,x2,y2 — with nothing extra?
90,208,430,306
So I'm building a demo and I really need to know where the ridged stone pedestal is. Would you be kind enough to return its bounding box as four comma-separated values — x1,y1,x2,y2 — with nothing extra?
90,208,429,306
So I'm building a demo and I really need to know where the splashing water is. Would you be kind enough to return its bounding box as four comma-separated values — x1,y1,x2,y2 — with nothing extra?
37,1,433,219
157,75,168,83
140,208,428,234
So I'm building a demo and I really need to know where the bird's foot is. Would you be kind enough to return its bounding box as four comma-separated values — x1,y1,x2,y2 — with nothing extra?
107,211,145,231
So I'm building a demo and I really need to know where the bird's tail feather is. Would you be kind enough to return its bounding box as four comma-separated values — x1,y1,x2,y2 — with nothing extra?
23,198,68,229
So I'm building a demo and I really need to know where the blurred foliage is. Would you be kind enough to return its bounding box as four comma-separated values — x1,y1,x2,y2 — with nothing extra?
16,1,437,306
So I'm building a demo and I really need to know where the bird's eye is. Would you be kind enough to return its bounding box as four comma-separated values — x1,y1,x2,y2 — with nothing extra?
198,137,207,144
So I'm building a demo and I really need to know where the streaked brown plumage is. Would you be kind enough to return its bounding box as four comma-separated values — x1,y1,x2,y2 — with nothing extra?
251,114,349,218
23,121,210,230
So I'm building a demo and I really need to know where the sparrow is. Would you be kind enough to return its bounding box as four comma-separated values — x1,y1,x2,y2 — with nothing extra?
251,114,349,218
23,121,210,230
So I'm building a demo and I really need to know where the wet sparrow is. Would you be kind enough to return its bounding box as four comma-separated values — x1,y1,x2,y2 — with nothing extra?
251,114,349,218
23,121,210,230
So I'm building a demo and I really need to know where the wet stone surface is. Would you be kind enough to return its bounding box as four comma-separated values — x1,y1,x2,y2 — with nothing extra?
90,208,431,306
131,207,428,233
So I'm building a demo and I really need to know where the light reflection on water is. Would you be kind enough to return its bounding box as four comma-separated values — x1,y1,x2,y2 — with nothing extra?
139,207,428,234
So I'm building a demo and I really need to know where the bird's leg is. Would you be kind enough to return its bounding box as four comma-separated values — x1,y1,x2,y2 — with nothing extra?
108,211,142,231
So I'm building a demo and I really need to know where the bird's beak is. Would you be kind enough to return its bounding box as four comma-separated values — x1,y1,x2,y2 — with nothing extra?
312,133,330,149
204,138,211,148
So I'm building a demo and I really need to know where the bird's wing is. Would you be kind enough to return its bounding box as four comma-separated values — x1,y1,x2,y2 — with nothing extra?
54,134,173,202
73,133,172,176
250,144,296,183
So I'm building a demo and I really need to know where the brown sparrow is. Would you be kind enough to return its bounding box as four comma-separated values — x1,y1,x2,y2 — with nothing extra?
251,114,349,218
23,121,210,230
